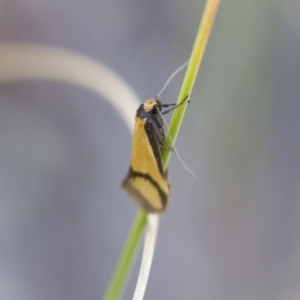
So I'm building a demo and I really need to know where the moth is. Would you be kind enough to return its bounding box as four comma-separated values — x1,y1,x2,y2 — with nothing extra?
121,97,188,214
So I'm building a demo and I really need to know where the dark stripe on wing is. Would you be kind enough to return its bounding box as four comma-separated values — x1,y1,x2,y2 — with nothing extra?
143,120,164,176
128,168,168,208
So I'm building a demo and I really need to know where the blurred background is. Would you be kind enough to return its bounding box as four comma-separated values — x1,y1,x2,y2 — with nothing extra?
1,1,300,299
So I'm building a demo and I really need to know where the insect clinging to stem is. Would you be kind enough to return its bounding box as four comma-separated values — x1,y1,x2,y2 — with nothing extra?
122,62,192,214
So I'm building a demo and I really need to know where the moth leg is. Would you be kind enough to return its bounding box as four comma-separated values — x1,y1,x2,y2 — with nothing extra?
161,103,177,108
161,95,189,115
162,141,174,152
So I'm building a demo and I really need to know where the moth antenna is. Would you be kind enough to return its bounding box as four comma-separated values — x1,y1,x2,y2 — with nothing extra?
157,60,189,99
158,110,197,178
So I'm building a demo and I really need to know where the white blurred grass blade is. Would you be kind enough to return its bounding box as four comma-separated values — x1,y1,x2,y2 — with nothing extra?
133,214,159,300
0,43,139,131
0,43,159,299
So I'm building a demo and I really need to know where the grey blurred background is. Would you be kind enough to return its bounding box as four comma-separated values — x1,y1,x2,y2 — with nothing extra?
1,1,300,299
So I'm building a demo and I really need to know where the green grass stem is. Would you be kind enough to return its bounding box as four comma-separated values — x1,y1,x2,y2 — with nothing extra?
103,210,147,300
103,1,220,299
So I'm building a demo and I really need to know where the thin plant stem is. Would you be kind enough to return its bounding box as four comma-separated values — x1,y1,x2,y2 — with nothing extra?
132,214,159,300
103,210,147,300
104,0,221,299
161,0,221,166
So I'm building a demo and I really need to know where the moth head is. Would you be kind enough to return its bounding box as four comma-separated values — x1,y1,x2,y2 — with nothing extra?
143,98,162,113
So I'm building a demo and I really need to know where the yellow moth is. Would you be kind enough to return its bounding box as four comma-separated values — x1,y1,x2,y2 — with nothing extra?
122,96,188,214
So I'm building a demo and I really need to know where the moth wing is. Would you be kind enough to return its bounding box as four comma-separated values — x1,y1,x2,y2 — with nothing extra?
122,116,169,213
